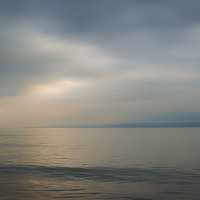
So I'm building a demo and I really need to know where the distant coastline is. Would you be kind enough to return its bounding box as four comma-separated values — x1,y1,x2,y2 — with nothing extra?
29,122,200,128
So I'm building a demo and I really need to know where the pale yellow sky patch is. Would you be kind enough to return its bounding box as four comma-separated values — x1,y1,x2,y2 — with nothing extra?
28,79,90,99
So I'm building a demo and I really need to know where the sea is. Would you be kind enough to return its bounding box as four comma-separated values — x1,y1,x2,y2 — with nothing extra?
0,128,199,200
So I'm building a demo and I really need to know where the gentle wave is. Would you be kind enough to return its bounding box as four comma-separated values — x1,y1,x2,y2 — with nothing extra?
1,165,200,184
0,165,200,199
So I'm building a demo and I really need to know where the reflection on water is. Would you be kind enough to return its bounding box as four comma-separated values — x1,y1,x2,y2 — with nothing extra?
0,128,200,199
0,164,200,200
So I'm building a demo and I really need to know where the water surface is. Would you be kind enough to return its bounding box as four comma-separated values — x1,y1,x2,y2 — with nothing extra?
0,128,200,199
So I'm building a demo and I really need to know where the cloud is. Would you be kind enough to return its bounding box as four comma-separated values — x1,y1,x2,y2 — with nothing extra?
0,28,116,95
0,0,200,127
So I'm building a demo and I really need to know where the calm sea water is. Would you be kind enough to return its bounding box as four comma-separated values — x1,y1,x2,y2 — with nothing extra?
0,128,200,200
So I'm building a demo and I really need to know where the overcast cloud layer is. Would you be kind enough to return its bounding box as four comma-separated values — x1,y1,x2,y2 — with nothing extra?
0,0,200,127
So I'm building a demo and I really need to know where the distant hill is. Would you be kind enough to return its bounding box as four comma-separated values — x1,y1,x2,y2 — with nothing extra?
31,122,200,128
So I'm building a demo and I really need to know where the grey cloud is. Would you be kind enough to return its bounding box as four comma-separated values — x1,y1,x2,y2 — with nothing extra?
1,0,200,70
37,0,200,71
1,0,200,82
2,1,200,38
0,0,200,125
0,27,115,93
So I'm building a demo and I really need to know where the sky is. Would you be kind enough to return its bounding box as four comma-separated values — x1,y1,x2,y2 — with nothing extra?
0,0,200,128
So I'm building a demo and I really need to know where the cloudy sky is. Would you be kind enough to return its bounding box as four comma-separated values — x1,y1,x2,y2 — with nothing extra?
0,0,200,127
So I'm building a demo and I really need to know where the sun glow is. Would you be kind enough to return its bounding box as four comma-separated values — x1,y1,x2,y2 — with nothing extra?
29,79,89,98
